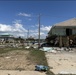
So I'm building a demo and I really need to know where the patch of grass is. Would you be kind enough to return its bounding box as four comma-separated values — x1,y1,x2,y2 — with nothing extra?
0,47,26,54
29,49,47,65
28,49,55,75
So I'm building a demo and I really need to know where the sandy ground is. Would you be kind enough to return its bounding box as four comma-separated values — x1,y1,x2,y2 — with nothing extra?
45,50,76,74
0,49,46,75
0,70,46,75
0,50,35,70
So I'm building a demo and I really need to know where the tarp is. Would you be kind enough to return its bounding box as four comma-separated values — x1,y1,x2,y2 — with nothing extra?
39,47,57,53
35,65,48,71
43,47,53,51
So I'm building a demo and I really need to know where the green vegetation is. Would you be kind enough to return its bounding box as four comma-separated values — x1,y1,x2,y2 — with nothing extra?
29,49,47,65
0,47,25,54
28,48,54,75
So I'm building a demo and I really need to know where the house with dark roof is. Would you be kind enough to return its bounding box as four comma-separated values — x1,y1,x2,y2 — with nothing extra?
48,18,76,47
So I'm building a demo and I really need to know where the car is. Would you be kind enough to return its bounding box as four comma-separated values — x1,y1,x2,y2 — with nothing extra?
40,42,51,47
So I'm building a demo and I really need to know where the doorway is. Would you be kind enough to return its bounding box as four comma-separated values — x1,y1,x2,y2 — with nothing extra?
66,28,72,36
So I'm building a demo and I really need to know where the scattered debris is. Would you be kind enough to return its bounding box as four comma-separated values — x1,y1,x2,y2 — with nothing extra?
49,50,57,53
39,47,57,53
35,65,48,72
5,57,11,59
58,71,76,74
25,46,30,49
45,50,76,74
39,47,53,51
32,46,38,49
43,47,53,51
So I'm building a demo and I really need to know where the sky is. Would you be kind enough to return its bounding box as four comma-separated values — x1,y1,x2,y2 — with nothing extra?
0,1,76,39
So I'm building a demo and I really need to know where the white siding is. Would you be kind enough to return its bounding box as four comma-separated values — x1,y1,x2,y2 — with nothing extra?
52,28,66,36
49,26,76,36
72,28,76,35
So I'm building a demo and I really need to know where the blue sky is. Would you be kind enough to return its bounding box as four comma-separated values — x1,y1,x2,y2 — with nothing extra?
0,1,76,39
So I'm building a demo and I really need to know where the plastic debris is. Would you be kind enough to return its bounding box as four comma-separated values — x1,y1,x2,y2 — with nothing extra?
49,50,57,53
5,57,11,59
59,71,76,74
43,47,53,51
35,65,48,71
25,46,30,49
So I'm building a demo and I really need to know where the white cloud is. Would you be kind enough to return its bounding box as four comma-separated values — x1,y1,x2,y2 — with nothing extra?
18,13,31,17
0,20,51,39
0,20,27,38
28,25,52,39
30,30,38,33
13,22,27,32
41,25,52,32
34,24,52,31
29,32,45,39
13,20,22,24
35,24,39,27
0,24,12,32
31,24,39,28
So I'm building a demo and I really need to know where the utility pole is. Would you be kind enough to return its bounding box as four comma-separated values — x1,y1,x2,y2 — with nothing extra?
38,14,40,48
27,29,29,45
27,29,29,39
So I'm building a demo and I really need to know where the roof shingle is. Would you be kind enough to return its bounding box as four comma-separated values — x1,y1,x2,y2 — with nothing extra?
54,18,76,26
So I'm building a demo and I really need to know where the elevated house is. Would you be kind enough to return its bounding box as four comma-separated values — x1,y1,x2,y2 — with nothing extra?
47,18,76,47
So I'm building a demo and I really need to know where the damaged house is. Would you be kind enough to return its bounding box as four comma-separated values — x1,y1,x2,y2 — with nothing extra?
47,18,76,47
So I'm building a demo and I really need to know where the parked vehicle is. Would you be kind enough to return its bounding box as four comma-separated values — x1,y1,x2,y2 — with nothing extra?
40,42,51,47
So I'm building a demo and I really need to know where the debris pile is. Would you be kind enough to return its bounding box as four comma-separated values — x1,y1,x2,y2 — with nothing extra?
39,46,74,53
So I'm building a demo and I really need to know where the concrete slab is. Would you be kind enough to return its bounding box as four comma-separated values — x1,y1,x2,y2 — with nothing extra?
45,52,76,74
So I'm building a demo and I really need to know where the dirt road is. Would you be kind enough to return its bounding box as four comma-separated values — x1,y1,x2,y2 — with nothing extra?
45,51,76,74
0,49,47,75
0,50,35,70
